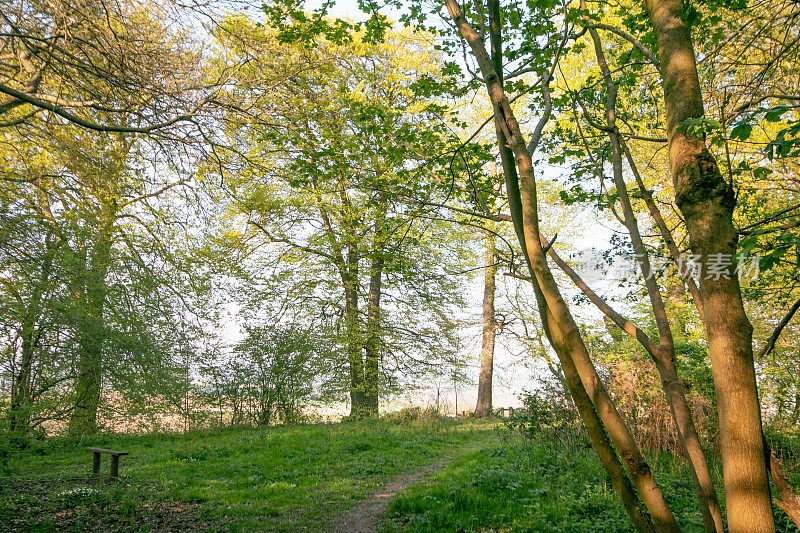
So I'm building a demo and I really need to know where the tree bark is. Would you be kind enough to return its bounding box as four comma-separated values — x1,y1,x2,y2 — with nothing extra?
344,244,367,419
69,205,115,435
549,232,724,533
475,229,497,417
364,198,387,417
585,22,723,532
451,1,678,530
644,2,774,531
309,176,370,419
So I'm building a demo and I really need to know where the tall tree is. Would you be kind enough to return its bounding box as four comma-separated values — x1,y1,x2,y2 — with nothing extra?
210,18,475,417
0,114,200,434
475,228,497,417
644,1,774,530
534,11,725,529
442,1,678,530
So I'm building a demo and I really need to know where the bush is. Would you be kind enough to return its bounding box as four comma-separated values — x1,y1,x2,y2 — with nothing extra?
382,406,448,424
199,325,331,427
505,386,587,452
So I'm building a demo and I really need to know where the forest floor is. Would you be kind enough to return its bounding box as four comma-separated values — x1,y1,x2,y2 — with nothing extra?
325,449,464,533
3,419,799,532
0,418,500,532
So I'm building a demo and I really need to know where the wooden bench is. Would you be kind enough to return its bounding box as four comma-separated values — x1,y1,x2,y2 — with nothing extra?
87,447,129,479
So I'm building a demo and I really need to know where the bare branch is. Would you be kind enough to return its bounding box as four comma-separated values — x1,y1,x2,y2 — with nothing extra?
757,297,800,359
584,22,660,69
0,82,205,133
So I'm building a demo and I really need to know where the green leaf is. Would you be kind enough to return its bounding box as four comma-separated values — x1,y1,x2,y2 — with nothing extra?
752,167,773,179
730,123,752,141
765,109,785,122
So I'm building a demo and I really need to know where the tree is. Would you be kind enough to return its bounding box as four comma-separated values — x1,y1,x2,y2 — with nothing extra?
208,17,476,418
440,1,680,529
644,1,774,529
1,0,225,434
532,12,725,529
0,206,65,434
0,0,211,133
475,227,498,417
0,114,204,434
407,0,800,528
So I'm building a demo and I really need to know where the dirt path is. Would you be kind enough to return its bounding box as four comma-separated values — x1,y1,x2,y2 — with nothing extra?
324,458,448,533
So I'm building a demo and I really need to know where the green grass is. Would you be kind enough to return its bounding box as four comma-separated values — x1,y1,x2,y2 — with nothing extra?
384,435,641,533
3,420,798,532
384,432,800,533
0,419,501,532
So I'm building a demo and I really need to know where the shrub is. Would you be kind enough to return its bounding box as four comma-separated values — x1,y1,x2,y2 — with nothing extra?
506,385,587,452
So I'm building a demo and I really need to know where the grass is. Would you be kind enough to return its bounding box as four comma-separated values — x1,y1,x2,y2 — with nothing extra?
3,419,798,532
384,432,800,533
384,435,641,533
0,418,501,532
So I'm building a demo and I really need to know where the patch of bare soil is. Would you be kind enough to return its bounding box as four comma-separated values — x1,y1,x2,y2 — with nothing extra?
325,460,445,533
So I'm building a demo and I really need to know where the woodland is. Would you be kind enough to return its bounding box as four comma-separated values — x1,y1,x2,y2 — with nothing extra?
1,0,800,531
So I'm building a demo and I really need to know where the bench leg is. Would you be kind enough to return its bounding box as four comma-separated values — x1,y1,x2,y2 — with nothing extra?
109,455,120,480
92,452,101,477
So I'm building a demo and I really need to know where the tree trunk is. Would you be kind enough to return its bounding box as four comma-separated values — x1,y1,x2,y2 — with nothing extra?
8,232,56,434
644,2,774,531
69,208,114,435
364,199,387,417
69,287,106,434
585,22,723,532
475,229,497,417
9,323,36,433
453,1,677,530
622,139,706,330
536,283,657,533
344,245,367,419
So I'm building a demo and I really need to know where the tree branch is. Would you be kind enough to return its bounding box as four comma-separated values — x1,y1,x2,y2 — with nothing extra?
584,22,660,69
0,82,203,133
757,297,800,359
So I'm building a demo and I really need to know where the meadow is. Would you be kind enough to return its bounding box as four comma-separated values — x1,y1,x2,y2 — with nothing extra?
4,418,798,532
2,419,496,531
